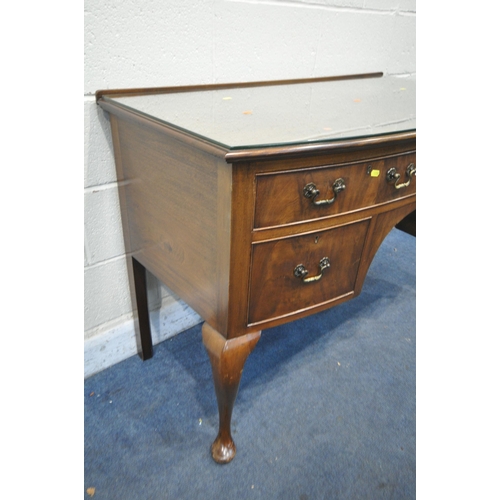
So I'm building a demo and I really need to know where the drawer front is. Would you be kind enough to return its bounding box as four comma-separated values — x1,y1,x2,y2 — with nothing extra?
254,152,416,229
247,219,370,325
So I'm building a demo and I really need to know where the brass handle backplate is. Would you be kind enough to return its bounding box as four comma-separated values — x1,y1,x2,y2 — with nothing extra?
294,257,330,283
303,179,346,206
386,163,416,190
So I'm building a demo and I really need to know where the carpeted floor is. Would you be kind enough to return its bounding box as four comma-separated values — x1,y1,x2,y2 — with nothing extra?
84,227,416,499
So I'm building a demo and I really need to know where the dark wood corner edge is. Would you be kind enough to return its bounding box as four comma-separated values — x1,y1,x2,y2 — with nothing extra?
95,72,384,102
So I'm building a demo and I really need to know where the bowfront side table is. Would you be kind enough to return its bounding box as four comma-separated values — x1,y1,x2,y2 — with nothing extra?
96,72,416,464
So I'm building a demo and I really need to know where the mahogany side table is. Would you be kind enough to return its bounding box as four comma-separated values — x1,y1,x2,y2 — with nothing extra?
96,72,416,463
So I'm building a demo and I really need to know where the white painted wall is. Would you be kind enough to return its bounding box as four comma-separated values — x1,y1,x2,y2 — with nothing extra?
84,0,416,378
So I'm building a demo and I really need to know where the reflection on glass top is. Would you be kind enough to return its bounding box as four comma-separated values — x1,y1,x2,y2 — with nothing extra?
106,74,415,150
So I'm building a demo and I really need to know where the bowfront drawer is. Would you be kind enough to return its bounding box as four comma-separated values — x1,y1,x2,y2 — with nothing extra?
254,152,416,229
247,218,370,325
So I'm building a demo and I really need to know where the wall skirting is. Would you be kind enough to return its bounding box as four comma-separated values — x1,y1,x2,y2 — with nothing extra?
84,299,202,378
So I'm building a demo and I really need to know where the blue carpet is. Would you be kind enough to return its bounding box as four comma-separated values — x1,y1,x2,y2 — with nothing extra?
84,227,415,499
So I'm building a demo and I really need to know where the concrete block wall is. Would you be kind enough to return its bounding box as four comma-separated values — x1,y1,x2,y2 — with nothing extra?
84,0,416,378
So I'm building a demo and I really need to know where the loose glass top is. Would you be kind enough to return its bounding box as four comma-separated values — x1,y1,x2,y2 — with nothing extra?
105,74,415,150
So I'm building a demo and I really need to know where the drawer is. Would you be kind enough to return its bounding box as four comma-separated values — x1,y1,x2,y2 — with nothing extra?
254,152,416,229
247,218,370,325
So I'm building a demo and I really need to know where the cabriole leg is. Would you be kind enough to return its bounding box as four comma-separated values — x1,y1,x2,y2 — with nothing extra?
202,323,261,464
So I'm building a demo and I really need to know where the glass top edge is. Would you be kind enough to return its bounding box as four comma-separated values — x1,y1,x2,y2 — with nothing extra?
101,73,415,150
226,128,417,151
101,95,415,151
101,96,233,150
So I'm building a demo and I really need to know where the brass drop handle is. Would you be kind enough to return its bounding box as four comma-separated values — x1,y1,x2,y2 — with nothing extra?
303,178,346,206
386,163,416,189
294,257,330,283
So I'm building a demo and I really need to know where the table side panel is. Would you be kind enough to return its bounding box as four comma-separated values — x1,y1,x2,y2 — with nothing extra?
113,117,231,329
